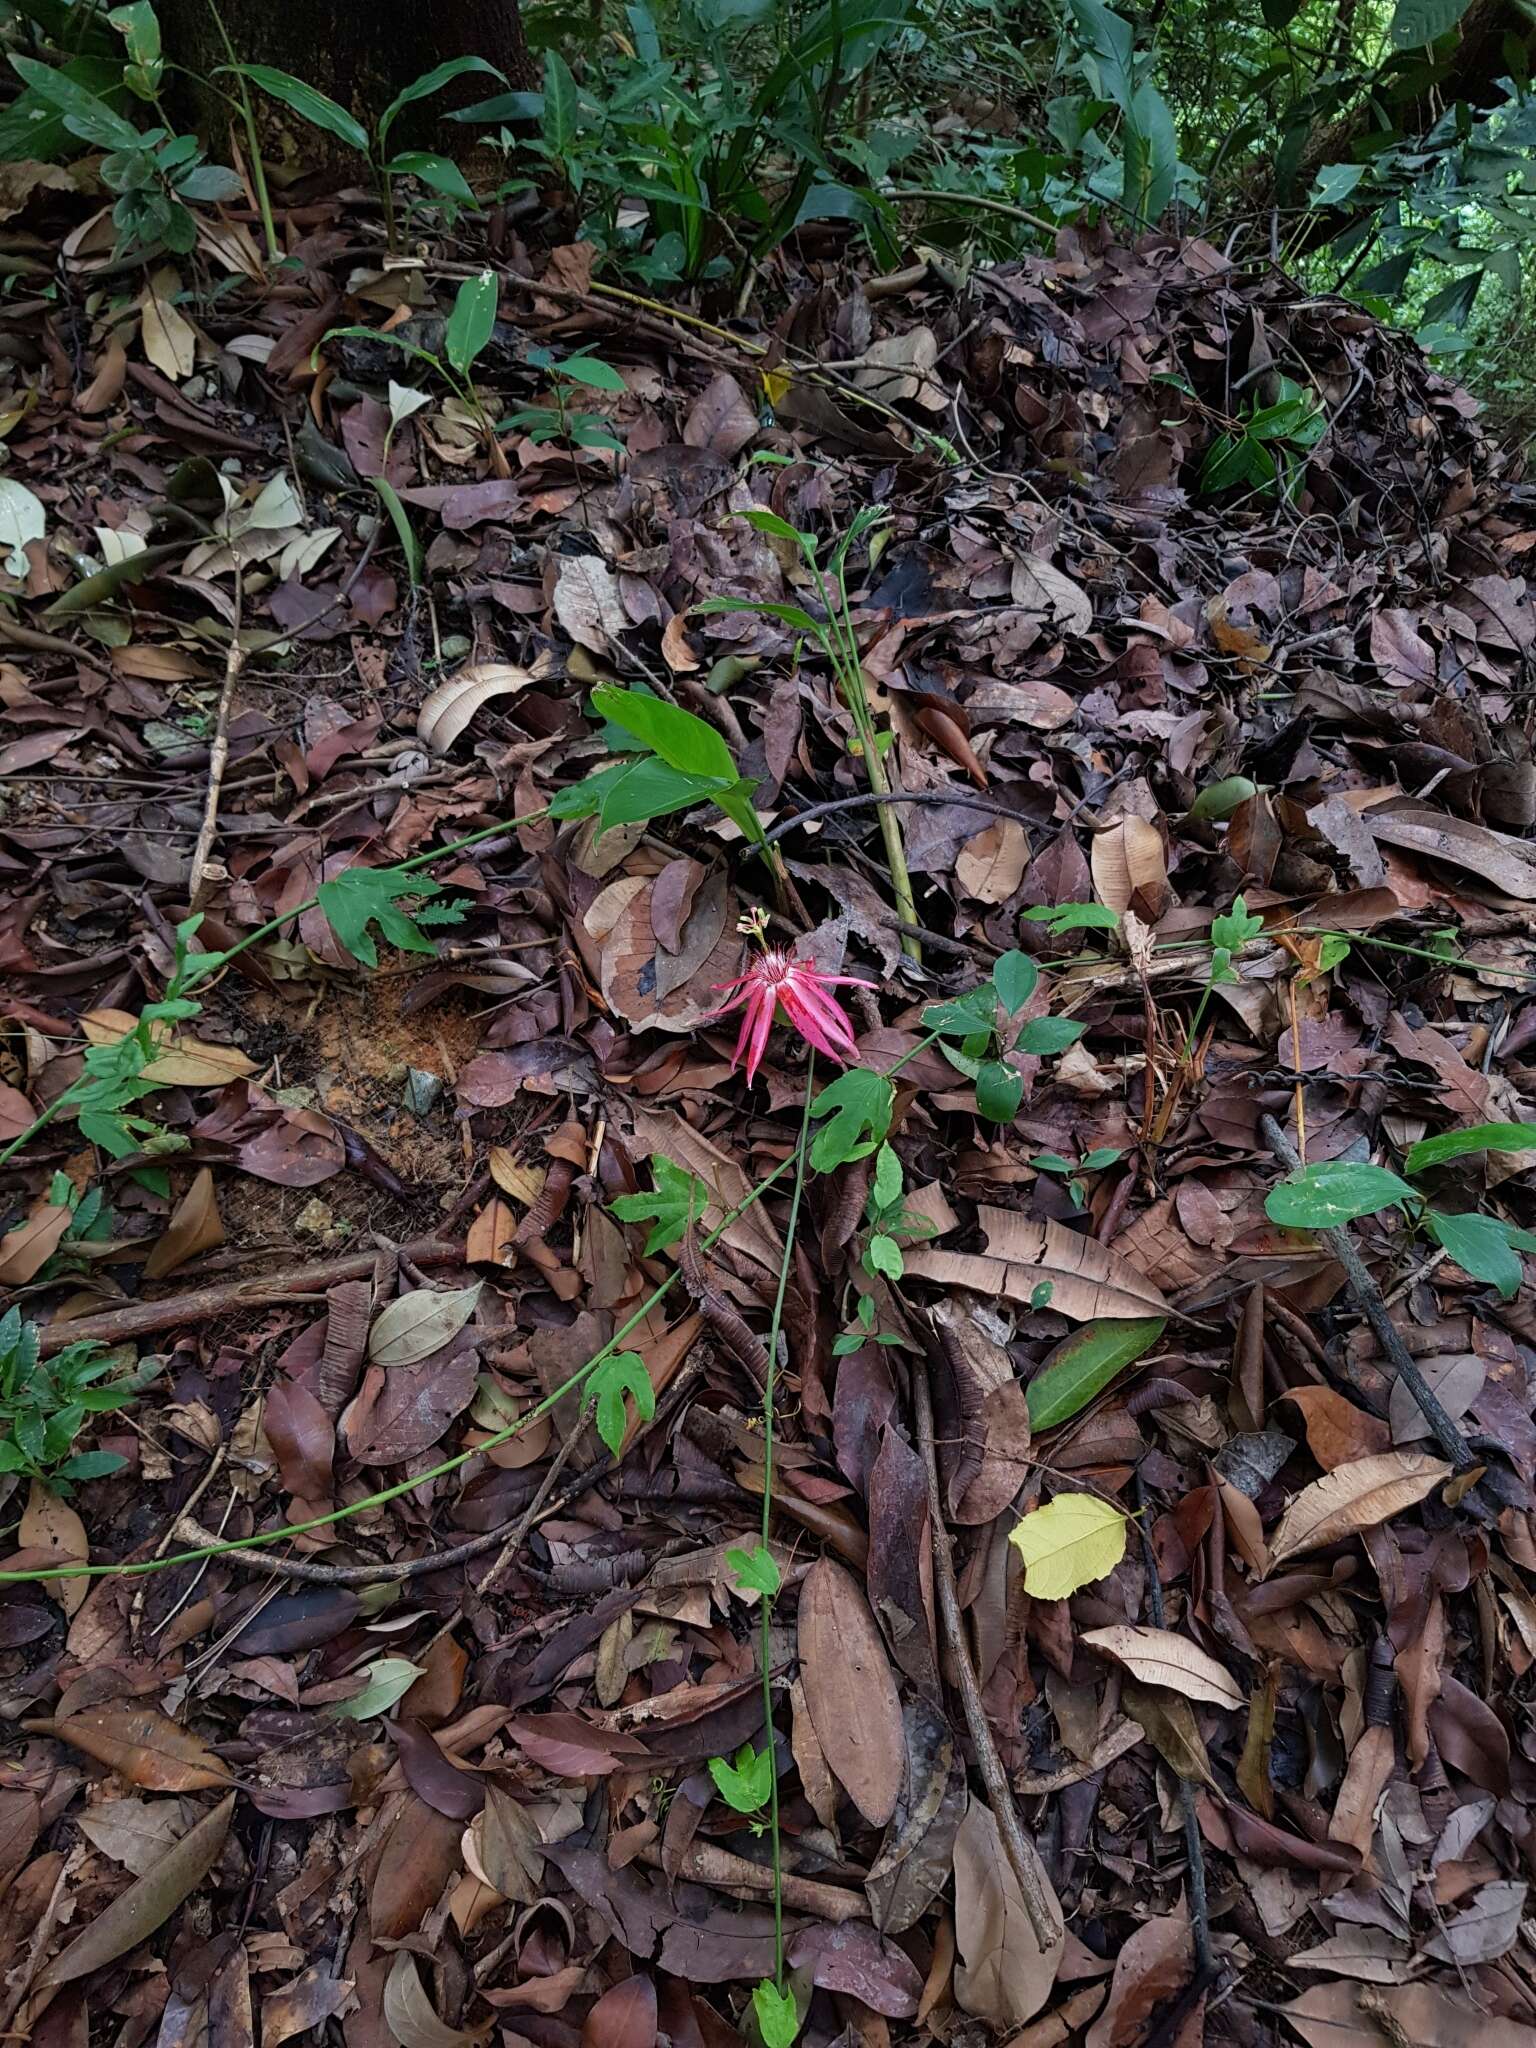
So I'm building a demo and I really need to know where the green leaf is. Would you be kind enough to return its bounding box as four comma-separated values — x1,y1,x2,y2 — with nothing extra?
591,684,738,783
1210,895,1265,955
1026,1317,1165,1430
1317,933,1352,973
591,1350,654,1457
57,1448,126,1481
993,951,1039,1015
1016,1016,1085,1057
597,757,731,832
444,268,498,378
330,1656,424,1720
379,53,503,146
692,596,824,637
1389,0,1473,47
388,151,476,204
865,1232,904,1280
557,354,627,392
753,1981,800,2048
726,1544,781,1596
230,63,369,152
1424,1210,1532,1299
1265,1161,1417,1230
610,1155,709,1255
371,478,423,588
541,49,578,157
10,55,141,149
1403,1122,1536,1177
1022,902,1121,934
317,866,459,968
809,1067,893,1171
922,985,997,1039
1188,775,1259,821
871,1142,902,1212
975,1059,1023,1124
1009,1492,1127,1598
708,1742,773,1814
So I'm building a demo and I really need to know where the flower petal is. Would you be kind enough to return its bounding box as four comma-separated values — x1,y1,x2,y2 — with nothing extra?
744,991,776,1083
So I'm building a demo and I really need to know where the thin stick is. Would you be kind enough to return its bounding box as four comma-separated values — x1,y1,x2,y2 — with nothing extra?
188,572,244,909
1260,1114,1482,1478
764,787,1033,844
912,1359,1061,1950
36,1238,463,1356
1134,1465,1215,1984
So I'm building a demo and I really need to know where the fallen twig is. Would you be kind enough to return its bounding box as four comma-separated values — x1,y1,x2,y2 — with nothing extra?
187,571,244,910
1260,1114,1481,1475
912,1357,1061,1951
36,1238,463,1355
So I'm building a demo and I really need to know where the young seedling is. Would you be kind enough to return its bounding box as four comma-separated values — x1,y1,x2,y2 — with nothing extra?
1182,894,1265,1059
0,1310,154,1496
922,949,1084,1124
1265,1121,1536,1299
500,348,627,457
708,1742,775,1831
324,269,509,475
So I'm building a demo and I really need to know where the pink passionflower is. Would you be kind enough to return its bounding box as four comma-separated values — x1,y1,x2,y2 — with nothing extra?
713,923,872,1084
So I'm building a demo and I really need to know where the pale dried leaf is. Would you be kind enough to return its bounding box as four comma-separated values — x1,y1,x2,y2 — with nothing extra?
1081,1625,1244,1708
369,1284,482,1368
418,663,536,752
1268,1452,1451,1567
952,1796,1063,2028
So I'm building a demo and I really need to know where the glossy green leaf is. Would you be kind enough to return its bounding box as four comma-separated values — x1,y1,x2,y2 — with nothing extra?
1027,1316,1166,1429
610,1154,709,1254
231,63,369,152
371,478,423,588
1389,0,1473,47
10,54,141,148
389,150,476,203
1403,1122,1536,1177
809,1066,893,1170
1022,901,1121,934
1265,1161,1416,1230
597,756,731,831
1423,1210,1534,1299
591,684,738,782
975,1059,1023,1124
591,1350,655,1456
992,950,1039,1015
709,1742,773,1814
444,267,498,376
542,49,578,156
557,353,627,391
379,53,504,145
1016,1015,1085,1056
331,1656,423,1720
727,1543,781,1596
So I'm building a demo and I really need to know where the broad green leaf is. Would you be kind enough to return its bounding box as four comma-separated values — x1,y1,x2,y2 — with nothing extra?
1424,1210,1536,1300
1210,895,1265,955
1265,1161,1416,1231
1027,1317,1165,1429
922,985,997,1039
444,268,498,377
872,1141,902,1211
591,1350,655,1456
317,864,456,967
708,1742,773,1814
591,684,738,782
541,49,577,156
10,54,141,148
1389,0,1473,47
975,1059,1023,1124
1016,1015,1085,1057
809,1066,893,1171
330,1656,424,1720
728,506,817,553
727,1543,781,1596
993,951,1039,1015
231,63,369,152
1009,1492,1127,1598
1188,775,1259,820
1403,1122,1536,1177
378,53,503,145
610,1154,709,1255
597,756,730,831
1022,901,1121,934
388,150,476,204
753,1981,801,2048
693,596,824,637
865,1231,903,1279
557,354,627,391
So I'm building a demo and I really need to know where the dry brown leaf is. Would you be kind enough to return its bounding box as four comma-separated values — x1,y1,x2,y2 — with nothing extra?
37,1792,234,1990
1081,1625,1244,1708
1362,801,1536,900
417,662,536,752
1091,817,1171,921
80,1009,257,1087
368,1284,482,1368
76,1796,193,1876
466,1200,517,1266
1010,556,1092,635
139,268,196,381
628,1106,782,1277
20,1481,88,1617
553,555,629,654
383,1953,490,2048
0,1201,71,1285
143,1166,224,1280
904,1208,1169,1321
1267,1451,1451,1568
798,1558,904,1826
1277,1386,1391,1469
1084,1902,1190,2048
952,1795,1063,2028
1387,1354,1485,1446
28,1702,233,1790
1286,1926,1410,1984
955,819,1029,905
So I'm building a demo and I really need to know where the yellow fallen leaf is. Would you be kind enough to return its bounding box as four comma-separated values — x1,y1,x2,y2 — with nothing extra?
79,1009,256,1088
139,267,196,381
1008,1493,1127,1600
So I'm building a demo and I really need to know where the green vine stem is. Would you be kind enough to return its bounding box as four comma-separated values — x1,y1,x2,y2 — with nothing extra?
0,1154,793,1587
756,1066,816,1997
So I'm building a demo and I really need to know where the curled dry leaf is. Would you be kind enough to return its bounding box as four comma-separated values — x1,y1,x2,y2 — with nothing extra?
0,1201,71,1285
798,1557,904,1827
37,1791,235,1990
1267,1451,1452,1568
368,1283,482,1368
417,662,536,752
955,818,1030,904
20,1481,88,1617
383,1952,490,2048
142,1166,224,1280
1091,816,1171,921
1080,1625,1244,1709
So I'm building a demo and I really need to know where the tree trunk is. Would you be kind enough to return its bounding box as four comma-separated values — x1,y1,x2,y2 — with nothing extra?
168,0,535,162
